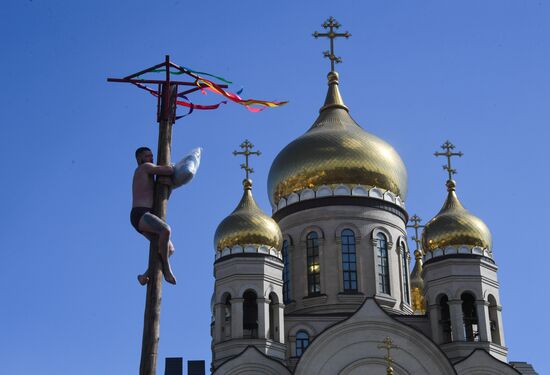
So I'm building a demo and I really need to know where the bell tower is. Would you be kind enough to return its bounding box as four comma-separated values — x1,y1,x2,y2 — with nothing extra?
211,141,286,370
422,141,507,362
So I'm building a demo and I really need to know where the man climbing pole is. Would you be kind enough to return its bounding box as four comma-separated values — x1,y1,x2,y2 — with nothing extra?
131,146,176,285
108,55,286,375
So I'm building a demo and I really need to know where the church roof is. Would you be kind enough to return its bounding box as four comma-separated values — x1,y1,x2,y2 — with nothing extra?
214,178,282,252
293,297,456,375
267,71,408,208
422,179,492,253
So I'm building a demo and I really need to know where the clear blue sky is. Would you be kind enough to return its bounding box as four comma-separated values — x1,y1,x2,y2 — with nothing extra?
1,1,548,374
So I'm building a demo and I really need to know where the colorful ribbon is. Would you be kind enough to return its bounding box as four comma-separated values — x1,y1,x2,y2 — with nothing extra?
132,82,226,113
195,77,287,112
131,70,286,115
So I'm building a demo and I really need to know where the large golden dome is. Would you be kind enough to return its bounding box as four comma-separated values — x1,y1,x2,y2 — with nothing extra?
267,72,407,207
422,180,491,252
214,179,283,251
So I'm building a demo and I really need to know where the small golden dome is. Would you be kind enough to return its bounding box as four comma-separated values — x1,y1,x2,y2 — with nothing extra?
422,180,491,252
267,72,407,207
214,179,283,251
410,250,426,314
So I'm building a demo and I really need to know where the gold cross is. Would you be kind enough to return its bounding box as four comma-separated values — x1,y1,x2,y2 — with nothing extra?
434,140,463,181
406,214,425,252
313,17,351,72
378,336,399,375
233,139,261,180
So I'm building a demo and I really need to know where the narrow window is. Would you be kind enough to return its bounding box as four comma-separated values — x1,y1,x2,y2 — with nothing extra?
341,229,358,292
376,233,390,294
306,232,321,295
462,293,479,342
295,331,309,357
439,295,452,343
401,244,410,303
222,294,231,340
282,240,291,304
269,293,279,341
243,290,258,339
488,295,501,345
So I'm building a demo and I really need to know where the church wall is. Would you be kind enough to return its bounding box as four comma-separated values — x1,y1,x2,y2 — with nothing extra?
212,255,286,367
278,204,409,315
283,313,345,369
393,315,432,338
423,256,508,362
293,298,457,375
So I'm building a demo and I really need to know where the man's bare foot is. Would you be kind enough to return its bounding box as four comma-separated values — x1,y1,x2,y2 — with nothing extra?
161,259,177,285
137,274,149,285
159,245,176,285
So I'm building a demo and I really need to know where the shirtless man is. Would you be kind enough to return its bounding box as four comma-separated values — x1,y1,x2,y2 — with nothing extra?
131,147,176,285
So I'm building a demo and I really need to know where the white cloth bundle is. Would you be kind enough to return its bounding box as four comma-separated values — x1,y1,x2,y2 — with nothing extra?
172,147,202,188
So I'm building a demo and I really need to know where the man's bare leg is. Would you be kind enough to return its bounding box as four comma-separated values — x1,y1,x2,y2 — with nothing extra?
138,213,177,285
137,238,174,285
157,226,176,284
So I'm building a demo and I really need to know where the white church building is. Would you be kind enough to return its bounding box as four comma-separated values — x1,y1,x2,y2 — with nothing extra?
207,21,538,374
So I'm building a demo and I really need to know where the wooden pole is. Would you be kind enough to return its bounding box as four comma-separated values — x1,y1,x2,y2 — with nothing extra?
139,56,176,375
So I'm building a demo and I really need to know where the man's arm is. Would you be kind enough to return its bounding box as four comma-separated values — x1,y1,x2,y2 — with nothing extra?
141,162,174,176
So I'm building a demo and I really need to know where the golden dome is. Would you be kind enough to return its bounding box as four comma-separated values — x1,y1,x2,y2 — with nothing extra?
422,180,491,252
267,72,407,207
410,250,425,314
214,179,283,251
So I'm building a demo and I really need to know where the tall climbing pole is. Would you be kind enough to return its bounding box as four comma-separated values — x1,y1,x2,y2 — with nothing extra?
107,56,229,375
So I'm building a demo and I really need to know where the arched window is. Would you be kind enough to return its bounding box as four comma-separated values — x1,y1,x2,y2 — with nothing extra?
306,232,321,295
222,294,232,340
376,233,390,294
243,290,258,339
401,244,410,304
269,293,280,341
461,292,479,342
282,240,291,304
488,295,501,345
439,295,452,343
341,229,357,292
295,330,309,357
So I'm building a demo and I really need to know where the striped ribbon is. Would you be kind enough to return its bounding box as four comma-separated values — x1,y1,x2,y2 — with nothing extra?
195,77,287,112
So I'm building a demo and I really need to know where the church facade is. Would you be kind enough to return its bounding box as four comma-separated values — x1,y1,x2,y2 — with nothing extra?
207,21,538,375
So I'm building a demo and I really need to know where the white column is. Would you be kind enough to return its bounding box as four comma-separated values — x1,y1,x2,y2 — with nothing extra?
428,303,442,344
475,300,491,342
318,238,326,296
449,300,465,341
397,247,405,303
231,298,243,339
387,241,394,296
275,303,285,343
257,297,270,339
496,305,506,346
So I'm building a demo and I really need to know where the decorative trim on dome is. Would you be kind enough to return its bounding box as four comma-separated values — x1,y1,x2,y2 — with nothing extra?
215,244,282,261
272,184,405,213
423,245,492,262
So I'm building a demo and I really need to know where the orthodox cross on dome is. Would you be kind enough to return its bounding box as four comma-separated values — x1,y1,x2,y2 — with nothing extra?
233,139,261,180
378,336,399,375
406,214,425,253
434,140,463,181
313,16,351,72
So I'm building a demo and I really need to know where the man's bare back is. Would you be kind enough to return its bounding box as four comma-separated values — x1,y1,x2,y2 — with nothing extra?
131,147,176,285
